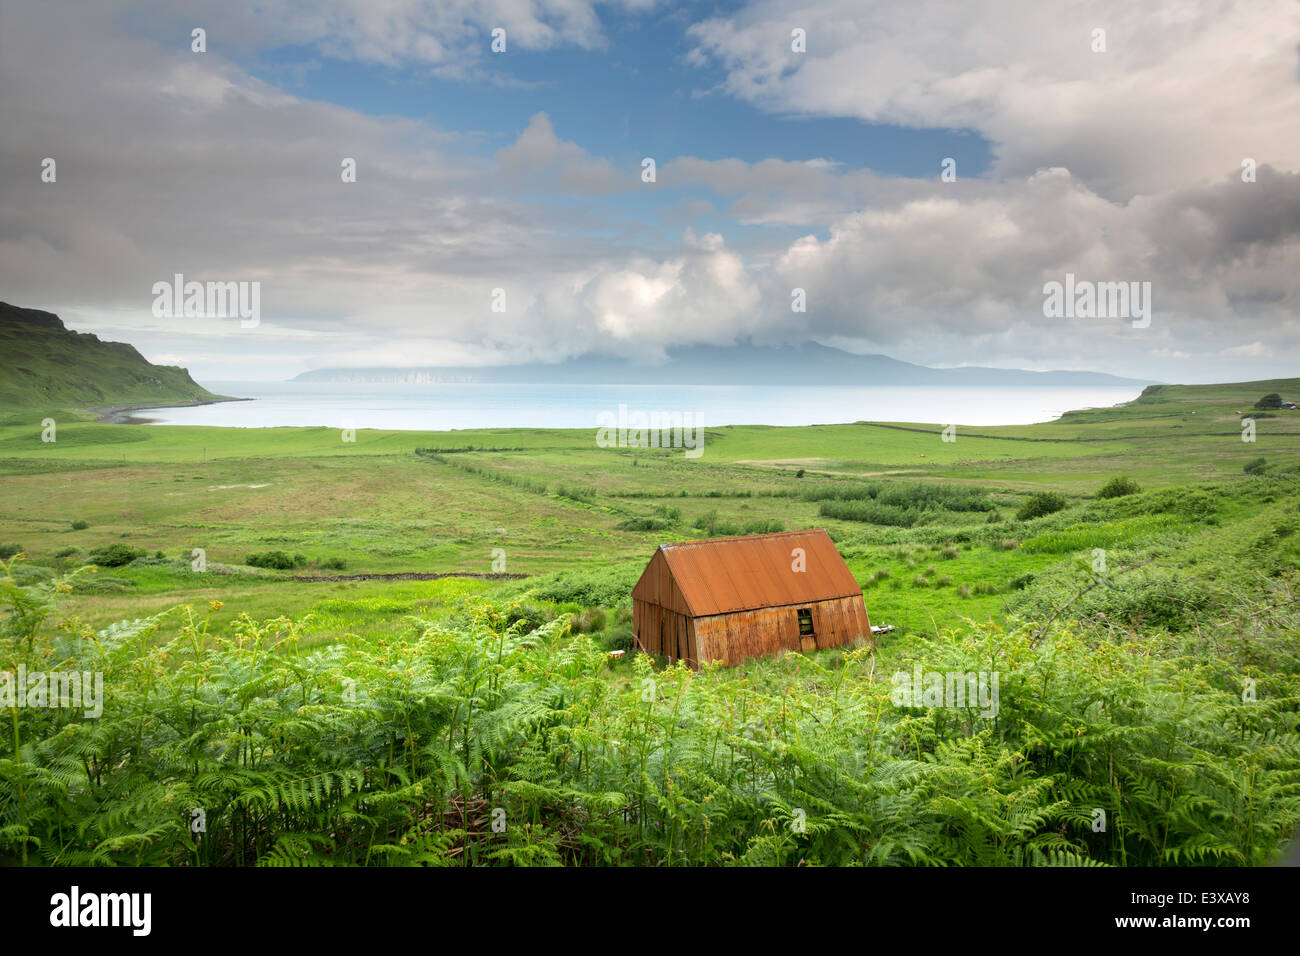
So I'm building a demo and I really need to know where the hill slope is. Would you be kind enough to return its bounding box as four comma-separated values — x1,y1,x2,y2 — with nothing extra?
0,302,222,409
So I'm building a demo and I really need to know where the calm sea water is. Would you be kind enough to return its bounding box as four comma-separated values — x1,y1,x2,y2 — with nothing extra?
137,382,1144,430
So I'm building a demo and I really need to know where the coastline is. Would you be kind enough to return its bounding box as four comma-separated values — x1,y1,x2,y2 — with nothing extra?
89,395,251,424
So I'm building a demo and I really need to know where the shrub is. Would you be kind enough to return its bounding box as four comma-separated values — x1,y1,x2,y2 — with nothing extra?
1254,393,1283,410
617,516,673,532
1016,491,1068,521
1097,476,1141,499
12,565,54,585
569,607,607,634
0,544,23,560
70,520,89,530
318,557,347,571
941,544,959,559
601,625,635,653
692,512,784,537
1244,457,1268,475
819,499,915,527
1009,566,1211,632
245,550,298,570
504,602,553,634
88,543,145,567
530,565,642,607
54,546,78,559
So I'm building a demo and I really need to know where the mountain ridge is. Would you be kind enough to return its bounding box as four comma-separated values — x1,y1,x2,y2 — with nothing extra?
293,341,1156,387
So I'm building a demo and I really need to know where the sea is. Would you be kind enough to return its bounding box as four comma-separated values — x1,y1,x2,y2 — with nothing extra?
135,382,1145,430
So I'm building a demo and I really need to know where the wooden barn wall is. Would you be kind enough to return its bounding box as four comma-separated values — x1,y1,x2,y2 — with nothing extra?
633,599,697,665
630,551,692,616
693,595,872,668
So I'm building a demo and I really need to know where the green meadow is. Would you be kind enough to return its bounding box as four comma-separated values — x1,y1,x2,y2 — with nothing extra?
1,378,1298,865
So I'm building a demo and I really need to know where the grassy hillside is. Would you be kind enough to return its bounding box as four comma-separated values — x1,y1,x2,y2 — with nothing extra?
0,301,223,409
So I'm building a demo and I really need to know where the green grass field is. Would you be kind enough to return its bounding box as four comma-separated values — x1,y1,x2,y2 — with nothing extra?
2,378,1298,866
1,378,1296,637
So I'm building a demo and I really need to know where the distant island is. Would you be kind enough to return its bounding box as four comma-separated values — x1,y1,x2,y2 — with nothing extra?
293,342,1156,388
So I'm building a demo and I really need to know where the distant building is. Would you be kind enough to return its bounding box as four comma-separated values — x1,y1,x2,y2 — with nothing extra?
632,529,872,667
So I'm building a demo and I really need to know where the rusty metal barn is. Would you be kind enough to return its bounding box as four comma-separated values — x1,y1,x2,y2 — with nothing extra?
632,529,872,667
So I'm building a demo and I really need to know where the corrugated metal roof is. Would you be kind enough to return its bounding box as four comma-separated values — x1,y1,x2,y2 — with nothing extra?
647,529,862,617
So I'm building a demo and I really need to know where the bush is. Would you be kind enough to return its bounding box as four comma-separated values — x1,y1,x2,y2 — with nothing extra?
616,516,673,532
12,565,54,585
70,520,89,530
54,546,79,559
1097,476,1141,499
601,625,635,653
569,607,607,634
819,499,915,527
1244,457,1268,475
503,602,553,634
1009,566,1211,632
88,543,145,567
245,550,298,570
318,557,347,571
530,565,642,607
1016,492,1068,521
692,512,784,537
0,543,23,560
1254,393,1283,410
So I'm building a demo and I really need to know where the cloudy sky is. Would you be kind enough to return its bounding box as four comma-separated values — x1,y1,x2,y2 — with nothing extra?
2,0,1298,382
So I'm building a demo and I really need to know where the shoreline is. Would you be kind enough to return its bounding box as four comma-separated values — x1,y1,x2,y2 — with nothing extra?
89,395,251,424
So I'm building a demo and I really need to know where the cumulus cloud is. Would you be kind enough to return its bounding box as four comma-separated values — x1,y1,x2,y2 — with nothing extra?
687,0,1300,199
759,165,1300,371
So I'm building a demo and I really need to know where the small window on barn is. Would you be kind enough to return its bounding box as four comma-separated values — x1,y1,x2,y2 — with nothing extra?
797,608,814,636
